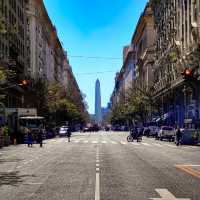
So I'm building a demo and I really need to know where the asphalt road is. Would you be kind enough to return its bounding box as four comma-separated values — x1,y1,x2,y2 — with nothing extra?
0,131,199,200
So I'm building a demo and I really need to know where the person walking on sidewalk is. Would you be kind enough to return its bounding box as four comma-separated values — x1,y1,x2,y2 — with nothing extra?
176,127,182,146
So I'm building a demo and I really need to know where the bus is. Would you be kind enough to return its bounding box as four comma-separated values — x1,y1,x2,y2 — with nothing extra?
19,116,45,143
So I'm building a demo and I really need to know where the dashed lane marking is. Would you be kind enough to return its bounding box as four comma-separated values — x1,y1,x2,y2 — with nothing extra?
95,172,100,200
101,141,107,144
92,141,98,144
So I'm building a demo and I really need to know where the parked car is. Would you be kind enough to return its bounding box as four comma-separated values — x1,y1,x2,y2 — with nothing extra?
148,126,160,137
59,126,69,137
158,126,175,141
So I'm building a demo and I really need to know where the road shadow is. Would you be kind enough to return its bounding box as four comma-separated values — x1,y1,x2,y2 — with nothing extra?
0,171,36,187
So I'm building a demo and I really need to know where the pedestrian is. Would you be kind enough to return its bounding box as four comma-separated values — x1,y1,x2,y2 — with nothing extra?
37,130,43,147
67,126,72,142
27,130,33,147
176,127,182,146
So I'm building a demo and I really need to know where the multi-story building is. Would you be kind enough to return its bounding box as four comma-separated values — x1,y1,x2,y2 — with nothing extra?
26,0,56,81
131,2,155,90
110,2,155,111
123,45,136,92
150,0,200,126
0,0,29,107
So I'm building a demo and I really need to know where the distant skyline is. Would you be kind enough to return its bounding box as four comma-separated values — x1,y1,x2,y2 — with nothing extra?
43,0,148,114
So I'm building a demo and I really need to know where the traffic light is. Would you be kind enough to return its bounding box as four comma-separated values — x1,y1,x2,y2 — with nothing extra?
181,68,195,80
18,79,29,87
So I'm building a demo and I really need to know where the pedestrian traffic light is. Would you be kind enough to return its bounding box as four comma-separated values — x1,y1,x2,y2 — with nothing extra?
181,68,195,80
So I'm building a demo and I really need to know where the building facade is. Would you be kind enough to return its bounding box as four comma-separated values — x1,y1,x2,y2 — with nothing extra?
110,2,155,112
150,0,200,126
131,3,155,90
0,0,29,107
26,0,56,81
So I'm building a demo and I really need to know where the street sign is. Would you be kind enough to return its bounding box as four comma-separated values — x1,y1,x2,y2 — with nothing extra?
150,189,190,200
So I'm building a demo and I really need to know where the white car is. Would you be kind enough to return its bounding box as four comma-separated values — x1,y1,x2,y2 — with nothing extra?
158,126,175,141
59,126,68,137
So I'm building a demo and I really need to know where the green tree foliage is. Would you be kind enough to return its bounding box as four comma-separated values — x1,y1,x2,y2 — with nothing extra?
47,82,86,124
109,86,162,125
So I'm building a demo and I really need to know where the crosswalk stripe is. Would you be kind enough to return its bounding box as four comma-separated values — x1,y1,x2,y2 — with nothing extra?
74,140,80,143
111,141,117,144
101,141,107,144
92,141,98,144
142,143,151,146
153,143,163,147
131,142,140,146
165,144,176,148
120,141,127,145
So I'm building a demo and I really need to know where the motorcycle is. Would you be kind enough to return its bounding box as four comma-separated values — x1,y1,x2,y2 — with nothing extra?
127,130,142,142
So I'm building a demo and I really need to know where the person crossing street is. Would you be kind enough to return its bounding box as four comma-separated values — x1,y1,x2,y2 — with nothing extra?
176,127,182,146
67,126,72,142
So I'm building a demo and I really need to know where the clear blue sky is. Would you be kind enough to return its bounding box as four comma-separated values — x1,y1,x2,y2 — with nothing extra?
43,0,148,114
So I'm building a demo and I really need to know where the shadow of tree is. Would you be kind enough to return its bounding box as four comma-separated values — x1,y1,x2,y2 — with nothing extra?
0,171,36,187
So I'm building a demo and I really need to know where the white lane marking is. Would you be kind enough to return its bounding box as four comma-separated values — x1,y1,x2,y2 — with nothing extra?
16,166,22,169
24,161,29,165
92,141,98,144
101,141,107,144
83,140,89,143
74,140,80,143
150,188,191,200
153,144,163,147
96,160,99,163
96,163,100,167
96,168,100,171
111,141,117,144
95,173,100,200
142,142,151,146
